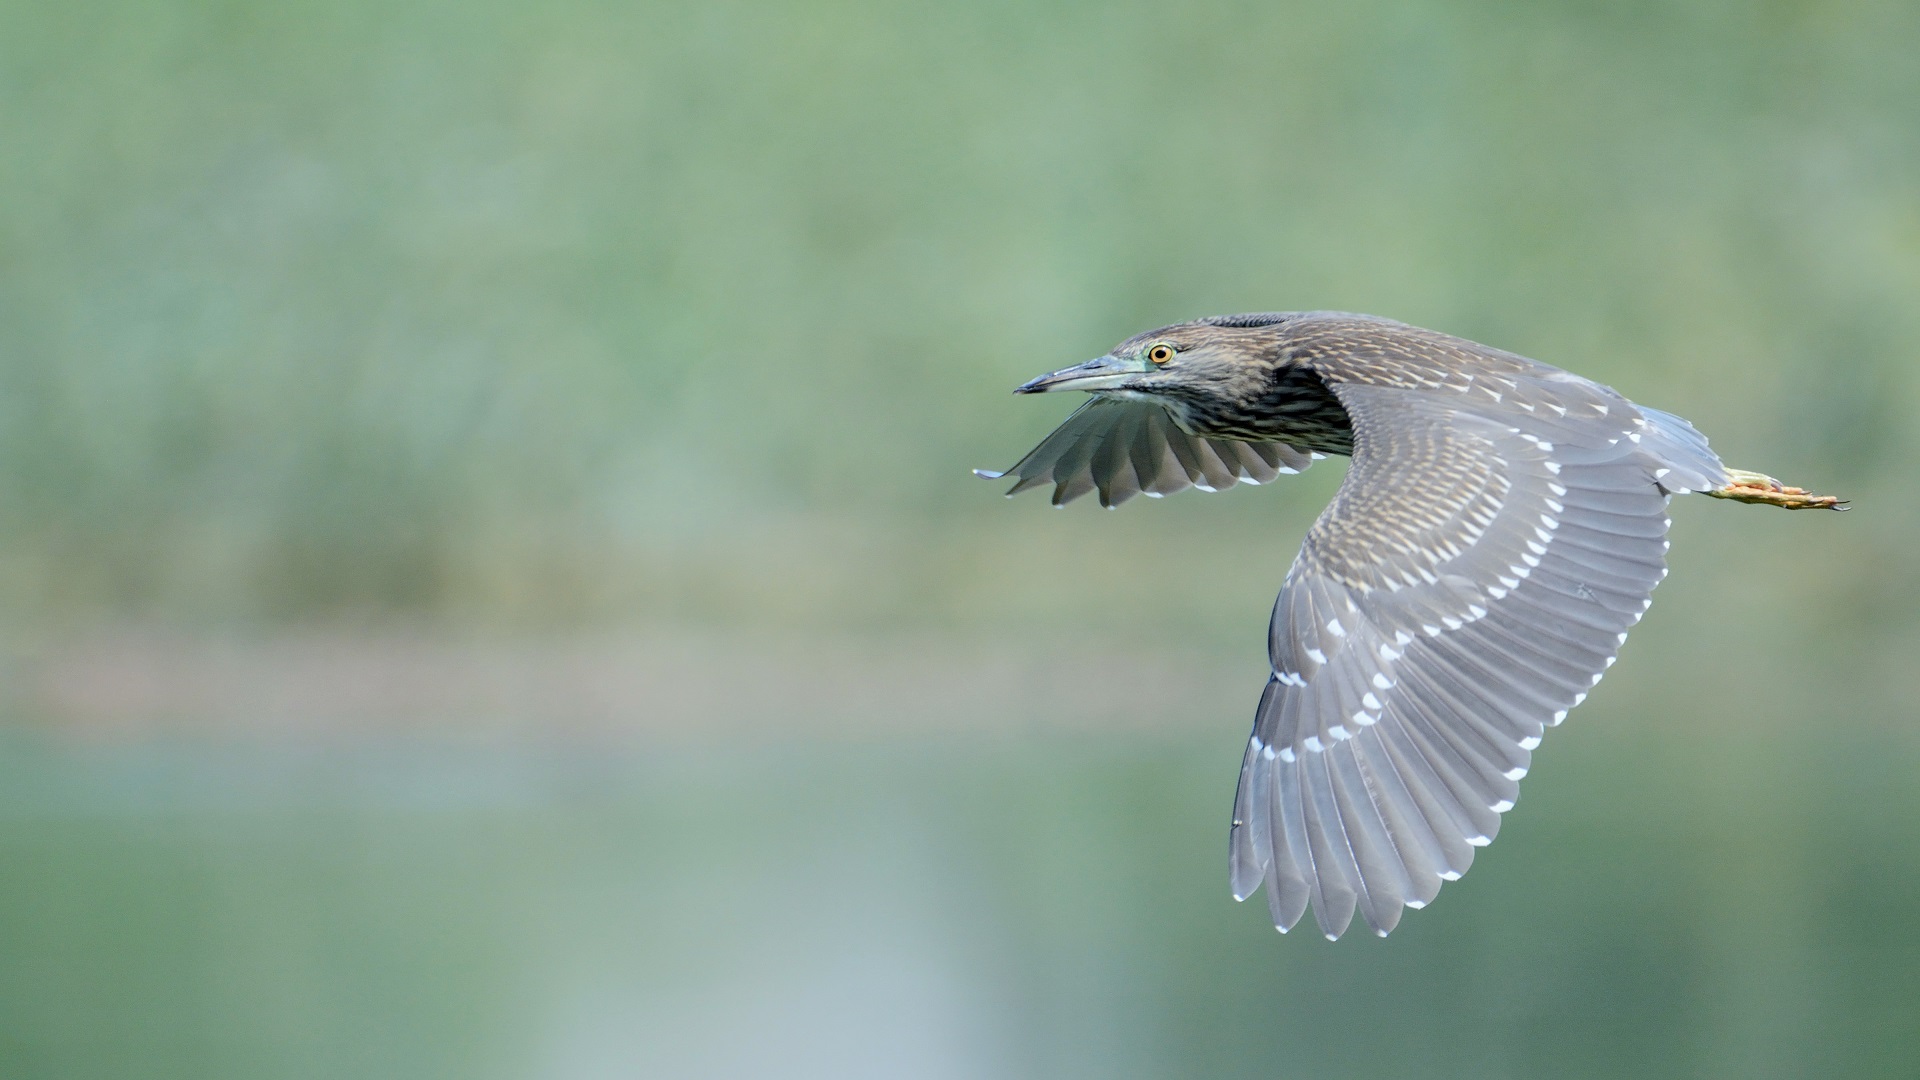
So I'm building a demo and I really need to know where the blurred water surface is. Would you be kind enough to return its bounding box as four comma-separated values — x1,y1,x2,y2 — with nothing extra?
2,0,1918,1076
3,723,1919,1079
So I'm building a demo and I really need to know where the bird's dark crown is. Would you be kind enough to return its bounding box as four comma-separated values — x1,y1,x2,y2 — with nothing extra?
1113,313,1299,358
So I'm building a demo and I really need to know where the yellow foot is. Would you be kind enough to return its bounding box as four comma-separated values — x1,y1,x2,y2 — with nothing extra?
1705,468,1849,511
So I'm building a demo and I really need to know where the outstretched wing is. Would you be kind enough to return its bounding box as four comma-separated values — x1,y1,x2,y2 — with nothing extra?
977,397,1318,508
1228,380,1724,939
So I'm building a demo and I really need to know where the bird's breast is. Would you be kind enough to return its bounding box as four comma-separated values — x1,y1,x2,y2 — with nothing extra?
1175,365,1355,454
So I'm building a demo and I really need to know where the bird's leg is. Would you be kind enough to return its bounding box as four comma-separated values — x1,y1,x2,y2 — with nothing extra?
1705,468,1849,510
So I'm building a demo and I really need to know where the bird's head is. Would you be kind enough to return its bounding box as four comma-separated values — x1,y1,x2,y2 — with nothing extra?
1013,318,1287,407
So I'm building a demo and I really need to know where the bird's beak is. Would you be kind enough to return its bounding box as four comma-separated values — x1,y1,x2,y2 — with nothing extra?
1013,354,1149,394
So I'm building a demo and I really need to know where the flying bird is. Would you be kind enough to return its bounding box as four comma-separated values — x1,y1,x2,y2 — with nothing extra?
979,312,1844,940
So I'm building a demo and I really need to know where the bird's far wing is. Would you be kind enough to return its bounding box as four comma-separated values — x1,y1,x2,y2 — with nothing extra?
978,397,1317,508
1228,381,1703,939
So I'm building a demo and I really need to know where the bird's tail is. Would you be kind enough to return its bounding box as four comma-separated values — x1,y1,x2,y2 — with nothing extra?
1636,406,1728,494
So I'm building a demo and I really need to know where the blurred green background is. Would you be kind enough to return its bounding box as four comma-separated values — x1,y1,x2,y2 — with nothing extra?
2,0,1918,1076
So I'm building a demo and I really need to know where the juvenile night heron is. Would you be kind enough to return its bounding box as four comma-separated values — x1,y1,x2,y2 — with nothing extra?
979,312,1843,940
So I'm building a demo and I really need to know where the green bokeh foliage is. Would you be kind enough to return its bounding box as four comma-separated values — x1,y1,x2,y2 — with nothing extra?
1,0,1913,630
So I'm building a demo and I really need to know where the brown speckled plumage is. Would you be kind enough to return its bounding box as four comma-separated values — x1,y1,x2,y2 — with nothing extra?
980,312,1736,939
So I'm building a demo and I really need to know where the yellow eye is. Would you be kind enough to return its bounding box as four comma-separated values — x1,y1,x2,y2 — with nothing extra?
1147,343,1175,365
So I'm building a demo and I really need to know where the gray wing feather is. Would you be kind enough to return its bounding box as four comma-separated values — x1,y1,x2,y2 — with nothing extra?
1353,731,1449,899
1370,723,1477,876
1298,752,1363,936
979,397,1316,508
1263,750,1312,929
1228,380,1724,938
